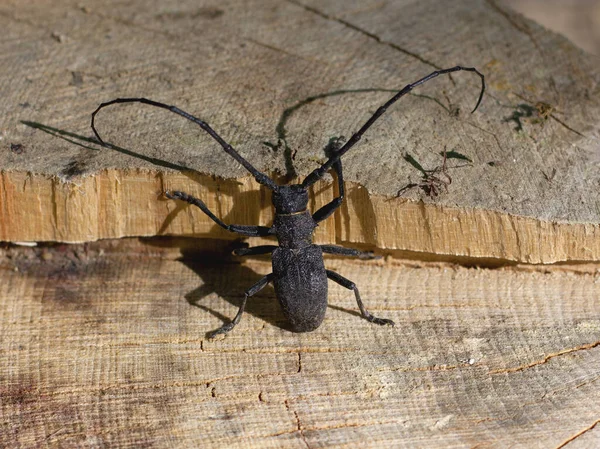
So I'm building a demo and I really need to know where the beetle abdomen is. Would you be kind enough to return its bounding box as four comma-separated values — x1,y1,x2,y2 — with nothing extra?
272,245,328,332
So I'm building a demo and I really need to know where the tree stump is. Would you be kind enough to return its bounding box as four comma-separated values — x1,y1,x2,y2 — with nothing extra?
1,0,599,447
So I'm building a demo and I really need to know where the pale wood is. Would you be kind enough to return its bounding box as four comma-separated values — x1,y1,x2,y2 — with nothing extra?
1,0,600,263
1,239,599,448
5,169,600,264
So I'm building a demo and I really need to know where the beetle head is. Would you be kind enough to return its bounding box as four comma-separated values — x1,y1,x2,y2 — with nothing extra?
272,184,309,214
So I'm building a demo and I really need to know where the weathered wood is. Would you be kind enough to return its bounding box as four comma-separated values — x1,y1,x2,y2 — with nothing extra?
1,0,599,263
1,239,599,447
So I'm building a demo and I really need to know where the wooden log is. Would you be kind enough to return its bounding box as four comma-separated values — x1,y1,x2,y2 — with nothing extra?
2,3,600,447
1,239,599,447
1,0,600,264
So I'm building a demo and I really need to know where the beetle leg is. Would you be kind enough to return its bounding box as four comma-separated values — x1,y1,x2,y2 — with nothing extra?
208,273,275,338
312,158,344,223
166,190,272,237
326,270,394,326
233,245,278,256
320,245,380,260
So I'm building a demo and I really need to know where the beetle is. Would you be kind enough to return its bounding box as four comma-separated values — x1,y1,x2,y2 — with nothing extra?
91,66,485,337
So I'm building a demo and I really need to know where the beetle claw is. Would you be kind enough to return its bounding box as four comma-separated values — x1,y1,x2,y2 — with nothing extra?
371,317,395,327
208,322,235,339
164,190,181,200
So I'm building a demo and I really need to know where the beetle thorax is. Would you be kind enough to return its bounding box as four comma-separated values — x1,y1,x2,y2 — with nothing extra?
272,184,309,214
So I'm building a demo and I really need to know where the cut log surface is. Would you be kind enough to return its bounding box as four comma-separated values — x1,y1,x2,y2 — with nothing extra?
2,2,600,448
1,240,600,448
0,0,599,263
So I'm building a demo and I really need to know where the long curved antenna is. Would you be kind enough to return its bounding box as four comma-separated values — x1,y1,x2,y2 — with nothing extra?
91,98,278,190
302,66,485,188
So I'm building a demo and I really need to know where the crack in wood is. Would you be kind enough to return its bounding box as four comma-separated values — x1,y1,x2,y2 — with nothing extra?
554,418,600,449
201,346,357,354
285,0,443,70
386,363,463,373
50,180,60,236
278,405,407,447
285,400,310,448
490,340,600,375
284,390,377,402
27,369,302,398
293,410,310,449
104,336,206,348
208,386,386,405
23,379,219,399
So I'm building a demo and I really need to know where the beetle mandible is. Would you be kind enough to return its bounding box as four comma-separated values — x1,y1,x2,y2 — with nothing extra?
91,66,485,337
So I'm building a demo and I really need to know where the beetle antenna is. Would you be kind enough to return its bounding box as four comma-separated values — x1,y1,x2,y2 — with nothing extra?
302,66,485,188
91,98,278,190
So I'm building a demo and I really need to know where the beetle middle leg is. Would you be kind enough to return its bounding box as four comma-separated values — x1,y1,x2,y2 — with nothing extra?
326,270,394,326
233,245,278,256
320,245,379,260
209,273,275,338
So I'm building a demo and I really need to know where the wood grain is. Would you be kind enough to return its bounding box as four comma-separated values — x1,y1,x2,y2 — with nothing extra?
1,0,599,263
1,239,599,448
2,3,600,447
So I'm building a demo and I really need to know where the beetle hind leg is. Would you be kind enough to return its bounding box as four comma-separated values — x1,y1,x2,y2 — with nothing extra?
208,273,274,338
326,270,394,327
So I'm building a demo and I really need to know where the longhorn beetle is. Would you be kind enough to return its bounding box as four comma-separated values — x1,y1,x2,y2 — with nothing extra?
91,66,485,337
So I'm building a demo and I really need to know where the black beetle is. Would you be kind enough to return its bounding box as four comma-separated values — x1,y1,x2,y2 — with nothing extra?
91,66,485,337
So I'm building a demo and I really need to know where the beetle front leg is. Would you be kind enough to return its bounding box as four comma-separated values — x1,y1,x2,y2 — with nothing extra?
312,158,344,223
312,137,346,223
166,190,272,237
208,273,275,338
326,270,394,326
